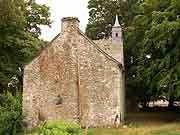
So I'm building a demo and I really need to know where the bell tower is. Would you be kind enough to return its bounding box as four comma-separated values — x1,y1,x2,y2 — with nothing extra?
112,15,123,45
112,15,124,65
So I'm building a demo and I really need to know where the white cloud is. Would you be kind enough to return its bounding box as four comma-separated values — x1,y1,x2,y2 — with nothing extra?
36,0,89,41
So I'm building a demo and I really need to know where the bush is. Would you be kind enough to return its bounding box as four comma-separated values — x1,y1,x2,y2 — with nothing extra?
0,91,24,135
39,121,82,135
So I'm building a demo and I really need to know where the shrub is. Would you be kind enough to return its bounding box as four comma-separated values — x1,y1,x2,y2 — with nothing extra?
0,91,24,135
39,121,82,135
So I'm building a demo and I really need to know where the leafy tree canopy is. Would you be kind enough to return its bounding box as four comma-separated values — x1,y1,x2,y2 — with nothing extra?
134,0,180,106
86,0,139,40
0,0,51,91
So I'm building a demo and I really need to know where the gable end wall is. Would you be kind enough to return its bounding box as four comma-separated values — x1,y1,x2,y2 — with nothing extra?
23,29,123,128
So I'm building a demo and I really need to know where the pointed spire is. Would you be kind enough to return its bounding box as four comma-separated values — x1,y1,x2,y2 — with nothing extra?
114,14,120,27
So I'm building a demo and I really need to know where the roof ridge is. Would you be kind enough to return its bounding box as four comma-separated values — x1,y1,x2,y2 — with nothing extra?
77,29,122,66
25,27,124,70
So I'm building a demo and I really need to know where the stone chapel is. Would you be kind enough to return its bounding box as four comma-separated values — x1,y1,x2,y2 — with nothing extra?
23,16,125,128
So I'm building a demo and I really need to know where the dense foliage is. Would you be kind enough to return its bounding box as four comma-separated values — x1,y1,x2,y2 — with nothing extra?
85,0,138,40
0,0,51,92
134,0,180,107
0,92,23,135
86,0,180,108
39,121,82,135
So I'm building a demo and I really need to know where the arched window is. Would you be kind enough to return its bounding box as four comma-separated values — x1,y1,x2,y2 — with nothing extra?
115,33,118,37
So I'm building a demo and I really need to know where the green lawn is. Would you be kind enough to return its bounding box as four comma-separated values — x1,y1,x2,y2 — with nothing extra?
85,123,180,135
22,112,180,135
23,123,180,135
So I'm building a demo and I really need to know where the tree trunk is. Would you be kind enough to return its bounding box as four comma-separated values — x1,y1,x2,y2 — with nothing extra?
168,85,175,108
168,96,174,108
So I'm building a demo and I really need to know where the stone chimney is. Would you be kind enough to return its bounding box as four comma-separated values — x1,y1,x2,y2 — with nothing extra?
61,17,80,32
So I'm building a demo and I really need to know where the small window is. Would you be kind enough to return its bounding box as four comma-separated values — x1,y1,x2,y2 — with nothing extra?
115,33,118,37
56,95,63,105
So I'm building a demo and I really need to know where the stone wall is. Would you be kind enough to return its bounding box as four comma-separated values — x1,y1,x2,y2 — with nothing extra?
77,31,122,127
23,57,41,128
23,31,80,128
23,18,123,128
94,39,124,65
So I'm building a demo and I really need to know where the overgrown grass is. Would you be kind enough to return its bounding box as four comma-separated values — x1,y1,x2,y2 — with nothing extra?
23,123,180,135
86,123,180,135
152,131,180,135
22,112,180,135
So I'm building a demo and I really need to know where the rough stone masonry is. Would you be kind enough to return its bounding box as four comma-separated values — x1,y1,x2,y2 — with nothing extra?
23,16,125,128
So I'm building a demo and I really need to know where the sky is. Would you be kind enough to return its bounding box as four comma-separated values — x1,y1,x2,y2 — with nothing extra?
36,0,89,41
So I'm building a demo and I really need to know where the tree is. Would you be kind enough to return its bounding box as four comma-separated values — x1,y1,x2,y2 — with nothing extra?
25,1,51,37
0,0,51,91
133,0,180,107
0,92,23,135
86,0,139,40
